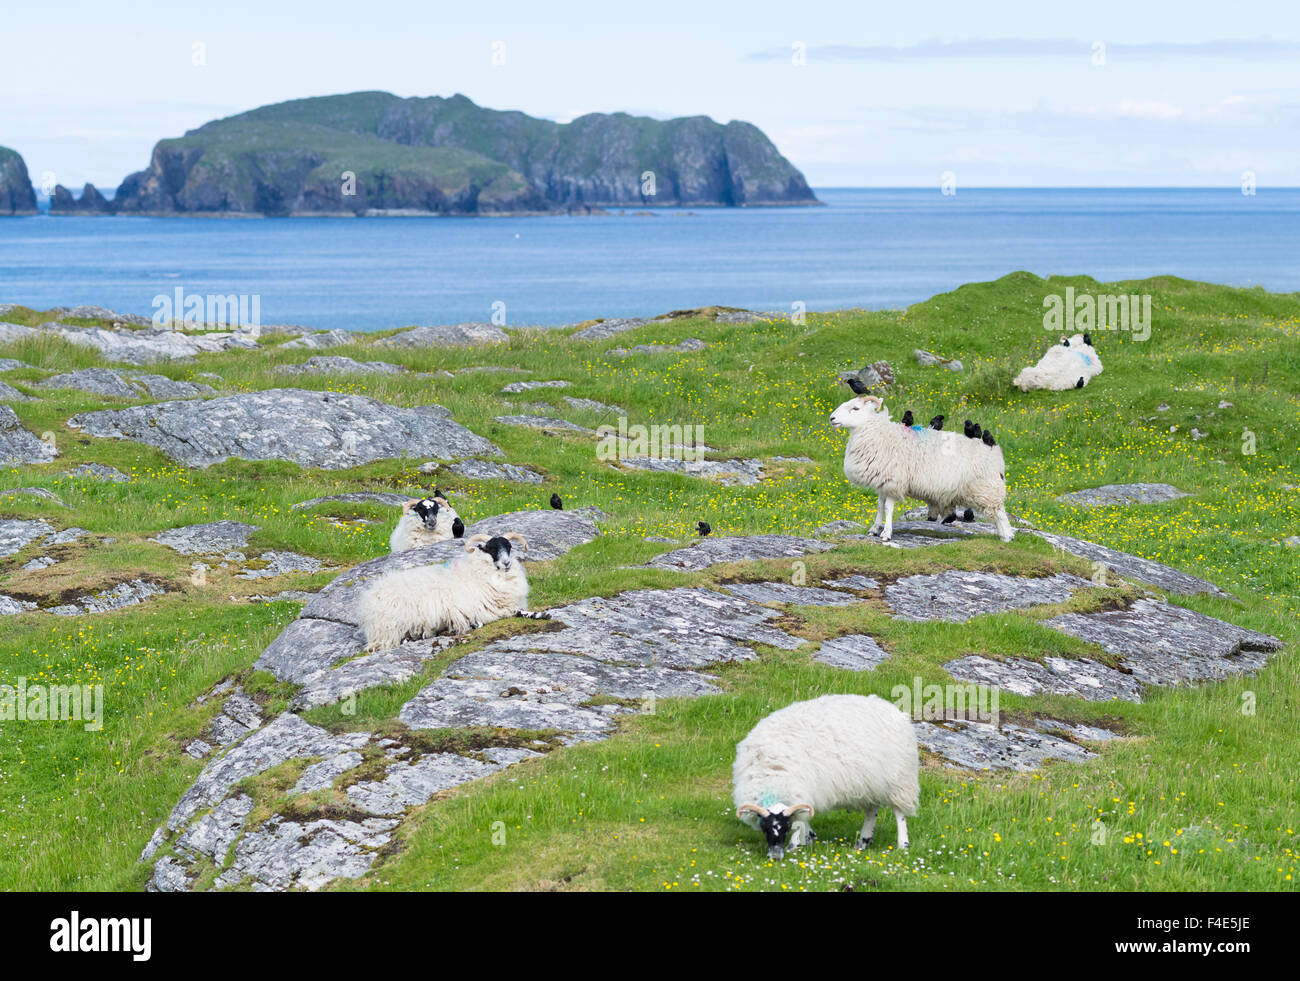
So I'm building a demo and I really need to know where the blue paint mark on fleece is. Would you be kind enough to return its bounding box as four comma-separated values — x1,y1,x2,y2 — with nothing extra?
1076,351,1093,366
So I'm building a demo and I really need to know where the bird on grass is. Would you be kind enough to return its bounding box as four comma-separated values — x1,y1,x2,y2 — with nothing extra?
550,493,563,510
697,521,711,537
929,415,945,430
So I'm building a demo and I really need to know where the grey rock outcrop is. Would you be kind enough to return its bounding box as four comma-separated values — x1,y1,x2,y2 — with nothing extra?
1056,483,1192,506
644,534,834,572
435,459,544,484
944,654,1144,702
616,456,764,486
885,571,1092,622
815,635,892,671
0,405,56,464
151,521,259,555
69,389,499,469
275,356,407,375
379,323,508,348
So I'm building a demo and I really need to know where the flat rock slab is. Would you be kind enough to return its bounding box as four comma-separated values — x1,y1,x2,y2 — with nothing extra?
485,587,805,669
617,456,764,486
885,571,1092,622
1056,483,1191,507
1046,598,1283,687
69,389,500,469
39,368,211,400
67,463,130,482
288,638,460,711
915,720,1095,770
493,414,593,434
569,317,671,341
42,323,262,364
562,396,626,416
822,574,881,591
723,581,859,606
49,579,164,615
1029,529,1229,597
0,518,55,557
235,551,325,579
1,486,65,506
610,337,707,357
0,405,56,465
501,380,569,393
275,356,406,375
291,492,412,510
152,521,259,555
278,329,363,350
379,323,508,348
0,379,35,402
0,594,37,615
815,635,892,671
0,358,36,372
944,654,1144,702
209,815,399,892
437,459,544,484
643,534,835,572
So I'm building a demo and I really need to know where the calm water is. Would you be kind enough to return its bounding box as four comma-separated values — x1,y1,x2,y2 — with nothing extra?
1,188,1296,331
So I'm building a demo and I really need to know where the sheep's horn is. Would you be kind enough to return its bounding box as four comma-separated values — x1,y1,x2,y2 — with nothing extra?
736,803,769,818
463,533,491,552
402,498,420,512
787,803,815,817
433,496,449,506
858,394,883,409
504,532,528,554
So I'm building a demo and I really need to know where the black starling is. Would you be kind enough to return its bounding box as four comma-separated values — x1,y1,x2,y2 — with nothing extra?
970,423,982,440
963,508,975,522
451,517,465,538
697,521,711,537
941,512,957,524
1083,333,1093,346
963,420,976,438
433,487,445,500
928,414,945,430
550,493,563,510
901,410,914,426
845,376,870,396
982,430,996,447
1075,377,1084,389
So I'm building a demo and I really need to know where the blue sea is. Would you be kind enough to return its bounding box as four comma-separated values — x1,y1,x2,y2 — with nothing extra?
2,188,1296,331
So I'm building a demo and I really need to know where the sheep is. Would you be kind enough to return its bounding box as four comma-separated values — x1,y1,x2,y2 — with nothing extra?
733,694,920,859
831,393,1014,542
1013,332,1103,391
359,532,544,652
389,496,461,553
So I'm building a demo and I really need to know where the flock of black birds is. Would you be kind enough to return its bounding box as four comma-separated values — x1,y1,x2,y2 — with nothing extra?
841,378,997,447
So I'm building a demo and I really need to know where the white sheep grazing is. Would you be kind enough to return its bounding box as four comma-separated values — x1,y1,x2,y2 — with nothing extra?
734,694,920,859
389,496,462,553
360,532,542,652
831,393,1014,543
1013,332,1103,391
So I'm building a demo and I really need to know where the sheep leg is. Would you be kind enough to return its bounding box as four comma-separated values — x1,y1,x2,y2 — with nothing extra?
880,497,896,542
868,494,885,536
856,806,878,849
926,502,941,521
895,811,910,849
515,610,551,620
991,507,1014,543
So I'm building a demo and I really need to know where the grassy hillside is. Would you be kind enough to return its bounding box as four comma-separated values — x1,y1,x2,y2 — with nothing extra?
0,272,1296,891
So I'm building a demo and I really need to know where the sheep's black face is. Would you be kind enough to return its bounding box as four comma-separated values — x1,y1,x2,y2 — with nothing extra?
479,536,514,571
412,498,442,531
759,811,794,860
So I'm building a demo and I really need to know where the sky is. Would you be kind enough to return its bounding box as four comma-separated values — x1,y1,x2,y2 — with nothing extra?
3,0,1298,191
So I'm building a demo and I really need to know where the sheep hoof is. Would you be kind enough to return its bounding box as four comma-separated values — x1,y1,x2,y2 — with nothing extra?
868,524,883,537
879,532,892,543
856,836,872,850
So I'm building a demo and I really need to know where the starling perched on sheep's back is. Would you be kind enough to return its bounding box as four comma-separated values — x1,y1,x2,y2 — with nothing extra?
901,410,914,427
550,493,563,510
928,414,945,430
963,419,976,438
451,517,465,539
697,521,711,537
982,430,996,447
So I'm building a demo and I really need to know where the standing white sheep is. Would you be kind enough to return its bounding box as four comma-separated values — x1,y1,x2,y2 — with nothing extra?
831,393,1014,543
1013,332,1103,391
733,694,920,859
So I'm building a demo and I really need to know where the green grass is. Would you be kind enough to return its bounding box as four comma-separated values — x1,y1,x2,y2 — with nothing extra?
0,271,1297,891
